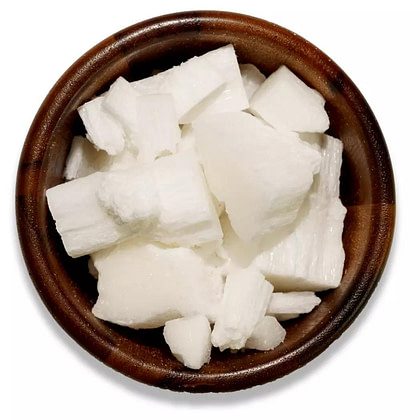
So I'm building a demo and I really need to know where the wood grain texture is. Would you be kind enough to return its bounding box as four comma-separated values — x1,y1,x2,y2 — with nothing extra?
15,11,395,393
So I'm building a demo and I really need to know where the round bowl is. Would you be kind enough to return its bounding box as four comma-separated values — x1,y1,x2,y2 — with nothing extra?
16,10,395,393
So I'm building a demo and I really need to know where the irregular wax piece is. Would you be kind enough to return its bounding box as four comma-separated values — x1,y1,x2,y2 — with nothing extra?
163,314,212,369
216,134,346,291
177,127,228,226
96,166,160,225
63,136,111,180
194,111,321,242
92,240,224,328
102,76,139,135
63,136,139,180
133,94,180,163
104,79,181,163
46,172,148,258
249,65,329,133
239,63,266,100
152,150,223,247
131,47,225,121
254,134,347,291
313,135,344,199
267,292,321,321
180,44,249,123
211,268,273,351
245,316,286,351
104,78,179,161
78,96,126,155
47,150,223,257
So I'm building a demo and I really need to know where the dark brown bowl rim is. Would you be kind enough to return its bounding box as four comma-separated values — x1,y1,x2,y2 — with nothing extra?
15,10,395,393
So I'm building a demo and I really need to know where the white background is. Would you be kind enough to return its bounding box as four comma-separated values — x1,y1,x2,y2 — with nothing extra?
4,1,419,419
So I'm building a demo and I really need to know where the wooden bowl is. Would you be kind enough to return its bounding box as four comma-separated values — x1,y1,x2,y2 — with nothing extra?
15,10,395,393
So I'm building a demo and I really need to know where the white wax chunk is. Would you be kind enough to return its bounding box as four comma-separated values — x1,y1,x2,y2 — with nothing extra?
78,96,126,155
211,268,273,351
92,240,224,328
63,135,111,180
249,65,329,133
131,46,227,121
254,135,347,291
152,150,223,247
267,292,321,319
245,316,286,351
179,44,249,123
163,314,212,369
46,172,146,258
133,93,180,163
194,111,321,242
215,134,346,292
96,166,160,225
239,63,266,100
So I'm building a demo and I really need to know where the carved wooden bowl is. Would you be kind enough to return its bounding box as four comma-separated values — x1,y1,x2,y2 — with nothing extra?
16,11,395,393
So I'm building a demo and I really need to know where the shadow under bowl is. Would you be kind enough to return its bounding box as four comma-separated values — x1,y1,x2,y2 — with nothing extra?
15,10,395,393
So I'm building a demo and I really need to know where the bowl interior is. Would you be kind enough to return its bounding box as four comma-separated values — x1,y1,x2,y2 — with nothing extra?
16,11,395,392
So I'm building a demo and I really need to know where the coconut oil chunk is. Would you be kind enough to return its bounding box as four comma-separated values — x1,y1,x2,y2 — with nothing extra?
63,135,111,180
267,292,321,321
163,314,212,369
245,316,286,351
194,111,321,242
152,150,223,247
133,94,180,163
249,65,329,133
131,46,233,122
102,76,139,135
63,134,139,179
103,79,181,164
46,171,157,258
77,96,126,155
96,167,160,225
47,150,222,257
211,268,273,351
254,134,346,291
92,240,224,329
180,44,249,123
239,63,266,100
